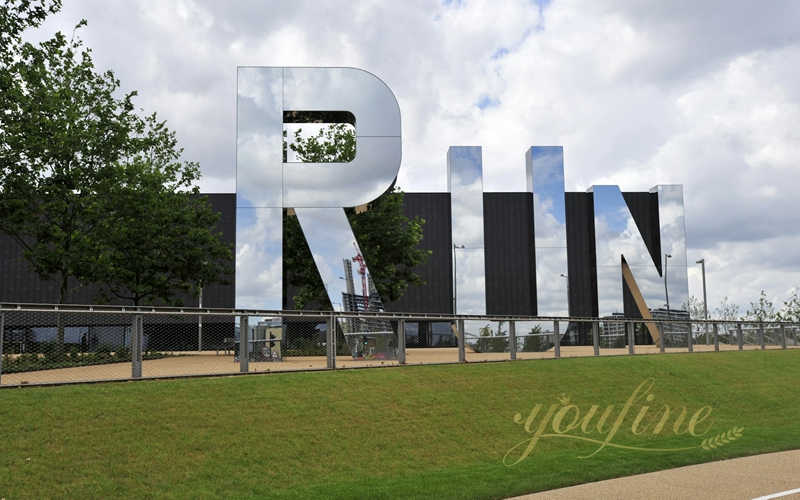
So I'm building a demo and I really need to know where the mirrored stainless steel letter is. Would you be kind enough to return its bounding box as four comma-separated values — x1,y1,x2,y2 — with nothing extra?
282,68,401,208
236,67,283,309
448,146,486,315
235,208,283,310
651,185,689,314
590,185,664,318
236,67,401,310
294,207,369,311
526,146,568,316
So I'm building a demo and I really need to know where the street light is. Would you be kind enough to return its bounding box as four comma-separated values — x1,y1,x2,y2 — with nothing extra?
696,258,709,344
453,244,464,314
560,274,570,316
664,253,672,319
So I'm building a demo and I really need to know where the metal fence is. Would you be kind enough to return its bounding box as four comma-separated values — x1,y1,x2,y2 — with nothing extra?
1,303,798,387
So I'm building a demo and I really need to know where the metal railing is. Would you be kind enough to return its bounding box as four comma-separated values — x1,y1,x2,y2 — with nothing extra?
0,303,797,387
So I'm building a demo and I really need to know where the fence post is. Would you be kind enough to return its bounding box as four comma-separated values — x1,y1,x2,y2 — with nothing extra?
239,315,249,373
659,321,665,353
553,321,561,359
780,324,787,350
687,321,693,353
627,322,635,355
325,313,336,370
132,314,143,379
0,312,4,385
458,319,466,362
129,316,136,377
713,323,719,351
509,320,516,360
737,323,743,350
794,325,798,347
198,313,203,352
592,321,600,356
397,319,406,364
759,323,766,350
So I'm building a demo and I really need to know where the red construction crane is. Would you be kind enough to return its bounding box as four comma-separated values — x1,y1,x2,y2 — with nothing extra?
352,242,369,310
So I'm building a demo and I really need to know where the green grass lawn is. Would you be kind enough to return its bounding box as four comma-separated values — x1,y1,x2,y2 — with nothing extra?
1,349,799,499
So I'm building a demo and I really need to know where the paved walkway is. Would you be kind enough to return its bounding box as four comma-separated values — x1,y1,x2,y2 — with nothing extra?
1,344,795,386
509,449,800,500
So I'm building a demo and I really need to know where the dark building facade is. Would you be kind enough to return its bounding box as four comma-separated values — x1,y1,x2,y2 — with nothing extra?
0,194,237,308
0,190,667,321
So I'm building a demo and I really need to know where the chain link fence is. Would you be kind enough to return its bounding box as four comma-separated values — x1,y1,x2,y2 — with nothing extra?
0,304,798,386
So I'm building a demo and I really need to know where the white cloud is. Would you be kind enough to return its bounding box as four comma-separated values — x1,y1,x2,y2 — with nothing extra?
27,0,800,314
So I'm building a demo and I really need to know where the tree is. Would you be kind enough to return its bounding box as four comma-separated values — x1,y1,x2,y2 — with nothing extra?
778,287,800,324
743,290,777,323
285,123,355,163
713,296,740,322
682,295,706,341
1,9,232,353
91,114,232,306
707,295,740,340
0,18,137,306
683,295,705,320
520,324,551,352
0,1,62,64
1,4,125,354
346,189,429,303
283,124,430,309
475,321,509,352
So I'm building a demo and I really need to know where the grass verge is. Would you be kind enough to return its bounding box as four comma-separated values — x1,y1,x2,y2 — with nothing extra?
0,349,798,499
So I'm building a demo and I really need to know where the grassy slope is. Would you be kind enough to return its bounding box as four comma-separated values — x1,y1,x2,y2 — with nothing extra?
0,349,798,499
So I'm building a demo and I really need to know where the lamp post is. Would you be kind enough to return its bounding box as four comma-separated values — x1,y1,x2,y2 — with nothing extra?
198,261,207,352
664,253,672,319
453,244,464,314
560,273,571,344
696,258,709,345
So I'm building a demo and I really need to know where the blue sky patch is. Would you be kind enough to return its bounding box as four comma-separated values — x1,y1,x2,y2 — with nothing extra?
477,95,500,110
492,47,509,60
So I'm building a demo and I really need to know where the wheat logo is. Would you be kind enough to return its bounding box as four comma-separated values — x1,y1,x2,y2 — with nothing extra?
702,427,744,450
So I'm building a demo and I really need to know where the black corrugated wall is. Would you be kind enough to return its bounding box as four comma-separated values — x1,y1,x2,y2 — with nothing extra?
483,192,537,316
565,192,598,318
384,193,453,314
0,194,236,308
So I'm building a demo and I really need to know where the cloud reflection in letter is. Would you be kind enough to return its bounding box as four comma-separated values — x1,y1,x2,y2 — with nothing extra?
591,185,664,317
449,146,486,315
236,67,401,310
527,147,568,316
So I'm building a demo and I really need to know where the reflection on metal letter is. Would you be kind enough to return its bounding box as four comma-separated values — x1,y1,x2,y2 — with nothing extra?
590,185,663,318
236,67,401,310
448,146,486,315
590,184,689,324
527,147,568,316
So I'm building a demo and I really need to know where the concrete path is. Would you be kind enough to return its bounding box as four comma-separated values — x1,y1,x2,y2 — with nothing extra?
509,449,800,500
1,345,795,386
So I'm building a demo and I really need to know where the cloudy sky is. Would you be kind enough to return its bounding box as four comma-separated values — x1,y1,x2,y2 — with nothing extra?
29,0,800,316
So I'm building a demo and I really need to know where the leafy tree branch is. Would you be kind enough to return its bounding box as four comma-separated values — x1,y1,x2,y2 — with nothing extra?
282,123,429,309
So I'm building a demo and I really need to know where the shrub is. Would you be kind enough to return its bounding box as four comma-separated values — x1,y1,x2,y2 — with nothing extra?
114,346,131,361
95,344,113,359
